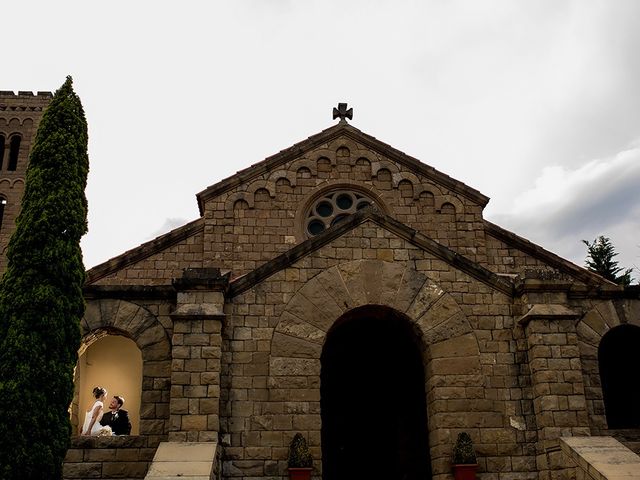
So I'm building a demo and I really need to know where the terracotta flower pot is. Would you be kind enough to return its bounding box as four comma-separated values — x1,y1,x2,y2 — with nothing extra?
288,467,312,480
453,463,478,480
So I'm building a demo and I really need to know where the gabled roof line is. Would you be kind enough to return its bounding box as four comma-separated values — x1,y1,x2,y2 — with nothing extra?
196,123,489,214
483,220,611,285
85,217,204,285
196,123,345,213
339,126,489,206
228,208,514,298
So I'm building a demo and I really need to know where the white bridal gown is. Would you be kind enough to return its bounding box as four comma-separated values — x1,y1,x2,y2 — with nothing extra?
81,400,104,435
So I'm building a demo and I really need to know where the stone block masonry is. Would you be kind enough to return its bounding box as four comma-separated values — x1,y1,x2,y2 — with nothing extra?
64,436,153,480
170,268,227,442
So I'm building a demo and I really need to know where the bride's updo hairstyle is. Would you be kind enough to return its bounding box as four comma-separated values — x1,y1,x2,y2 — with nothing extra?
92,386,107,399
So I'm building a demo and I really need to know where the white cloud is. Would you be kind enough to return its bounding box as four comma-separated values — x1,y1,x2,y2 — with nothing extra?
488,142,640,280
148,218,190,241
5,2,640,275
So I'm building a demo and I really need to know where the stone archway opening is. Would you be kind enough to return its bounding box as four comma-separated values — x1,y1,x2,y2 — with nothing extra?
320,305,431,480
599,324,640,429
75,330,143,435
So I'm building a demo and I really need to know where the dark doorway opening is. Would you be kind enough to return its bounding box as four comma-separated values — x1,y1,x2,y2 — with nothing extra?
599,324,640,429
320,306,431,480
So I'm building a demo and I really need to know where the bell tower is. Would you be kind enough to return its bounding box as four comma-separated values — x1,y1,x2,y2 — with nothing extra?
0,90,52,273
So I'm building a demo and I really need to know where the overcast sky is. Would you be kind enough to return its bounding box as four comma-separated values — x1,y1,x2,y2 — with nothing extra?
3,1,639,279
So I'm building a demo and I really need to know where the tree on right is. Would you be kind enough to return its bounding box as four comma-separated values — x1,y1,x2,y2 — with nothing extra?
582,236,633,286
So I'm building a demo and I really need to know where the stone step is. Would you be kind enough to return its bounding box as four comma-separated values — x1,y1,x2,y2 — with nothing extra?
561,436,640,479
144,442,218,480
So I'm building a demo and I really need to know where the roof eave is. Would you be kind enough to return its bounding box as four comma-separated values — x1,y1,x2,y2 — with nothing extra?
483,219,613,286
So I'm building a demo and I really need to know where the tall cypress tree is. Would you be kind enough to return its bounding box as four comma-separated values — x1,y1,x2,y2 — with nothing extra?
0,77,88,479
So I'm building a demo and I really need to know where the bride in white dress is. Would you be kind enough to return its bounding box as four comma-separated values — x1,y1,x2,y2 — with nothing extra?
80,386,107,435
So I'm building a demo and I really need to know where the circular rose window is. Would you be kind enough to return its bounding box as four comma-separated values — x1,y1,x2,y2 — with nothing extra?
305,190,374,237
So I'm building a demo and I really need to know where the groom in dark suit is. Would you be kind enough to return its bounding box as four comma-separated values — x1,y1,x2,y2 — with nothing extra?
100,395,132,435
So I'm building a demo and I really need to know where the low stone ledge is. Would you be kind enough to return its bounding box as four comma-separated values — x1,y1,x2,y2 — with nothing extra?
518,304,581,326
64,436,153,479
70,435,148,449
560,436,640,480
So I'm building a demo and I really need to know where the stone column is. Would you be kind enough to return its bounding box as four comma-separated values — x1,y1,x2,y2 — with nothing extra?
519,302,590,480
169,268,228,442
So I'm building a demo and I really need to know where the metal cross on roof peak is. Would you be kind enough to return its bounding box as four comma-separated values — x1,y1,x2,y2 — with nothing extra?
333,103,353,123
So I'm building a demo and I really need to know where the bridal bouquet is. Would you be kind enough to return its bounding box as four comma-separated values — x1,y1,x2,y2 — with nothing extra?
97,425,113,436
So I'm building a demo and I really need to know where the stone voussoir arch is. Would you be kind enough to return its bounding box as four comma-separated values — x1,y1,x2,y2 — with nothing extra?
290,158,317,177
436,194,465,215
81,298,171,362
268,169,298,188
371,159,400,177
574,300,637,431
268,259,485,475
391,171,420,190
575,301,624,355
270,258,481,376
77,299,171,437
225,191,255,211
248,179,277,199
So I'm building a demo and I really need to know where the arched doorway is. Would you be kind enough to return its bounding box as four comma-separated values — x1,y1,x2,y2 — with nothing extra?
320,305,431,480
76,332,143,434
599,324,640,429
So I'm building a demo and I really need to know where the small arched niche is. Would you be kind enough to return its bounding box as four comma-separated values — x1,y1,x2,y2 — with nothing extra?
599,324,640,429
75,331,143,435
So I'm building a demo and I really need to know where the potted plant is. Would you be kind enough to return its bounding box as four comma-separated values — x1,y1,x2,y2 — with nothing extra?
287,433,313,480
452,432,478,480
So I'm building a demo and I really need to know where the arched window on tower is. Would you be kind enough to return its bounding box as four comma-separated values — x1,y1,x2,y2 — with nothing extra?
8,135,21,171
599,324,640,429
0,134,5,170
0,197,6,230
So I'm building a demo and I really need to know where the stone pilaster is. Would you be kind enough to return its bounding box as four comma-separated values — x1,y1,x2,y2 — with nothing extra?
519,302,590,480
169,268,228,442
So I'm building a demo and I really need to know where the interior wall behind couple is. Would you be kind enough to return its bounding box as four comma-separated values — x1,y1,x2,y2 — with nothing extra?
78,335,142,435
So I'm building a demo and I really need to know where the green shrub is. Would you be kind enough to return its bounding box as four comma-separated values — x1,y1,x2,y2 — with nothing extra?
452,432,477,464
288,433,313,468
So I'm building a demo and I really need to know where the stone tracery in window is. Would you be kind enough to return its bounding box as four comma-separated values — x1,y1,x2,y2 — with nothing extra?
305,190,374,237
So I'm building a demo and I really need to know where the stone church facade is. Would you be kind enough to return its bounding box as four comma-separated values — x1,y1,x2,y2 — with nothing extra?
2,93,639,479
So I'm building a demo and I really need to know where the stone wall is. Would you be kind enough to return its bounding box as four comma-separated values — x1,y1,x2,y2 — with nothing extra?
83,130,601,299
575,295,640,454
71,296,173,448
70,119,640,480
202,135,489,277
218,223,538,480
0,91,52,272
90,222,204,286
484,231,550,275
64,436,153,480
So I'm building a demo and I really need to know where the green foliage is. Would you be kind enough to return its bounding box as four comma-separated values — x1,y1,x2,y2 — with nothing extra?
583,236,633,286
452,432,477,465
287,433,313,468
0,76,88,479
